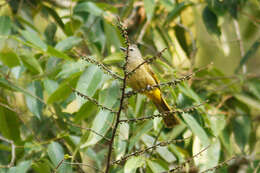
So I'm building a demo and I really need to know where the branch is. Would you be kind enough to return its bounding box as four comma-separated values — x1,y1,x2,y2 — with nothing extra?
200,156,237,173
66,122,111,142
125,65,208,98
163,145,211,173
119,102,205,123
126,48,167,77
105,16,130,173
73,49,123,81
0,135,16,168
72,88,117,113
112,137,192,165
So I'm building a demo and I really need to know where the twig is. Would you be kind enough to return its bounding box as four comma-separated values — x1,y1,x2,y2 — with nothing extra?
73,49,123,81
53,159,64,173
112,137,192,165
0,135,15,168
105,16,130,173
119,102,205,123
126,48,167,77
72,88,117,113
66,122,111,142
125,65,207,98
200,156,237,173
149,127,163,157
163,145,211,173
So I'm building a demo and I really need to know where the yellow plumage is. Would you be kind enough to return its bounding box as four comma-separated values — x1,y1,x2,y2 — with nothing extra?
121,45,179,128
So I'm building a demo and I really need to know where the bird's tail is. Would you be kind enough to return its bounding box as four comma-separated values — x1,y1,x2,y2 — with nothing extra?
146,88,179,128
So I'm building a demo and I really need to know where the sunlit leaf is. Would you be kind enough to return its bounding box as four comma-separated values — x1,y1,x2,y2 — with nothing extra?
7,160,32,173
124,156,145,173
182,113,210,147
20,30,47,51
47,46,73,60
47,142,72,173
76,65,104,106
0,50,20,67
55,36,82,51
25,81,44,119
81,81,119,148
144,0,156,21
74,2,104,16
0,16,12,36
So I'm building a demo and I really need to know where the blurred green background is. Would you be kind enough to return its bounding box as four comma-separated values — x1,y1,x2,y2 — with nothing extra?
0,0,259,172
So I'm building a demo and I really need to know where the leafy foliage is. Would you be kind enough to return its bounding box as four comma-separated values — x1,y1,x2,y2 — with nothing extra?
0,0,259,173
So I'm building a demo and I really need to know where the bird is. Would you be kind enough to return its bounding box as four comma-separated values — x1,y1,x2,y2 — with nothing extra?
120,44,179,128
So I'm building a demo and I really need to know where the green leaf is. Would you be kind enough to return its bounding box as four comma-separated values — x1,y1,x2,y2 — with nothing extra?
152,28,172,62
57,59,88,79
47,142,72,173
236,40,260,73
43,5,65,30
81,81,119,148
0,50,20,67
182,113,210,147
128,121,153,151
208,113,226,136
74,2,104,16
47,46,72,60
165,2,191,24
76,65,104,106
193,137,221,172
44,22,57,46
0,100,21,143
124,156,145,173
20,30,47,51
0,16,12,36
20,54,43,74
104,21,122,53
232,115,251,151
235,94,260,111
32,159,52,173
7,160,32,173
55,36,82,51
147,160,167,172
47,72,82,104
25,81,44,119
144,0,156,21
43,79,59,95
141,134,177,163
202,6,221,36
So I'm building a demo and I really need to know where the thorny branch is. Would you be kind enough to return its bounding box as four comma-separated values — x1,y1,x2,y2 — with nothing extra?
112,137,192,165
119,102,205,123
73,49,123,81
125,65,208,98
162,145,211,173
126,48,167,77
0,135,15,168
105,17,130,173
72,88,117,113
200,156,237,173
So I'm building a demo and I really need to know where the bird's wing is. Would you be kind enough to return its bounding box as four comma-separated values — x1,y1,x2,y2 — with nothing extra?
145,64,159,85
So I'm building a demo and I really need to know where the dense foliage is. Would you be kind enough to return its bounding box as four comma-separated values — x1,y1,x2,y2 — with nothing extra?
0,0,259,172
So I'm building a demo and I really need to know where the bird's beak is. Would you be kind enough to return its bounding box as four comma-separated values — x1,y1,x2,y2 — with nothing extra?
120,47,127,52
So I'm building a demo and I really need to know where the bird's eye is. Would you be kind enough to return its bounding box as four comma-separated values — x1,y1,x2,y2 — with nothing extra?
129,48,133,51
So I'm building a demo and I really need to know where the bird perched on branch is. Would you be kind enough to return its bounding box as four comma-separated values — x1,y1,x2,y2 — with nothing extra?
120,44,179,128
